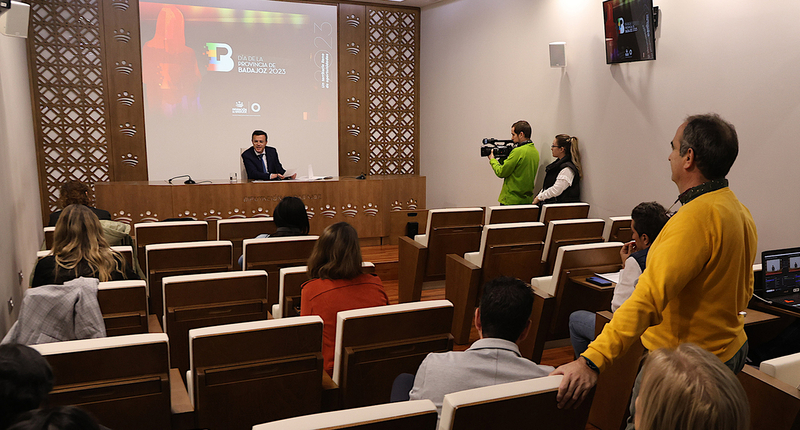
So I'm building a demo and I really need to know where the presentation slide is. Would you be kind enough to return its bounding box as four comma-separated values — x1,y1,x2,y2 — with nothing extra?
139,0,338,181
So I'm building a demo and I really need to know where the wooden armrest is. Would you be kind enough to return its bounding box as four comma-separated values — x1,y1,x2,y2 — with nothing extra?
446,253,482,345
399,235,426,250
398,236,429,303
169,368,195,430
446,253,480,270
321,371,340,412
148,314,163,333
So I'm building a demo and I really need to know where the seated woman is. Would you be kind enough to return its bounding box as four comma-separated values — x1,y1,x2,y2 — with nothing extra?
300,222,388,376
237,196,309,267
32,204,138,288
533,134,583,205
48,180,111,227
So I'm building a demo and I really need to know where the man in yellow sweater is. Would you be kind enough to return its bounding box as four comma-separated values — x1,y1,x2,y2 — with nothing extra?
551,114,758,421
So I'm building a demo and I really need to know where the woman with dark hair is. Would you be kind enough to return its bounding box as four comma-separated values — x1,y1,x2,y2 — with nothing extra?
48,181,111,227
32,205,137,287
237,196,310,267
7,406,101,430
300,222,388,375
0,344,53,430
533,134,583,204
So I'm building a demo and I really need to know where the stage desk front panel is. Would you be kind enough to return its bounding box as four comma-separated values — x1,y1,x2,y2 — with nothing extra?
95,176,425,239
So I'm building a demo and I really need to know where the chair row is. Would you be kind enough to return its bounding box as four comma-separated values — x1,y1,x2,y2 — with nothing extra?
255,374,593,430
32,300,455,430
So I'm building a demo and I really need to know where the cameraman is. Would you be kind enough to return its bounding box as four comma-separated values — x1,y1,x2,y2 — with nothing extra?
488,120,540,205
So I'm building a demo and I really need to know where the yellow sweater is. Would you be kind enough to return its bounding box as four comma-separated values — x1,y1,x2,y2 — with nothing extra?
583,187,757,372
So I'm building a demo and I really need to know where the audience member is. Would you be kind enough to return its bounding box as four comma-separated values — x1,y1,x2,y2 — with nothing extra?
48,181,110,227
635,343,749,430
300,222,388,376
553,114,757,430
237,196,310,267
32,205,137,288
408,276,553,416
0,344,53,430
568,201,669,357
533,134,582,204
7,406,101,430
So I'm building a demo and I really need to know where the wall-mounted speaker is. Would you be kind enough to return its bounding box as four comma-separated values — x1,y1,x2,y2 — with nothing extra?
0,1,30,38
549,42,566,68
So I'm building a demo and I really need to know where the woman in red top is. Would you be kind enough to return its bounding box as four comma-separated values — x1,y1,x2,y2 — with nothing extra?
300,222,388,376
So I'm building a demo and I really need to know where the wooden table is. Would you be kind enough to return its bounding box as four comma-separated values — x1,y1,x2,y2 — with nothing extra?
95,176,425,241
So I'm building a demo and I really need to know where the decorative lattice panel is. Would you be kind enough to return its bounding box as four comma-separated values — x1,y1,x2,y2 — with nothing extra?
28,0,111,213
367,9,417,175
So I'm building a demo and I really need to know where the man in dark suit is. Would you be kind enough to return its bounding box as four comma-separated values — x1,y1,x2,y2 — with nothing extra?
241,130,296,180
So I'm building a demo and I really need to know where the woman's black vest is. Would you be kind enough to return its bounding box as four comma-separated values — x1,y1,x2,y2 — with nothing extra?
541,156,581,204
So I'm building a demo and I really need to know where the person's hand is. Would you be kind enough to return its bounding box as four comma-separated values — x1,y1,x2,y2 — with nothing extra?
533,197,540,205
620,240,636,266
270,173,279,180
290,173,297,179
488,151,495,160
550,358,599,409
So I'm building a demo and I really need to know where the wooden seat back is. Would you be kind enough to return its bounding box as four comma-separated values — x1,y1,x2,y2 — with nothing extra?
539,202,590,226
216,217,276,260
252,400,438,430
548,242,623,339
588,311,645,430
738,364,800,430
274,263,376,319
188,318,324,430
242,236,318,309
97,280,149,336
333,300,454,408
479,222,547,282
542,219,606,273
33,334,172,430
44,226,55,249
604,216,633,243
423,208,484,278
145,240,233,325
162,270,269,379
485,205,540,225
439,375,593,430
134,220,208,273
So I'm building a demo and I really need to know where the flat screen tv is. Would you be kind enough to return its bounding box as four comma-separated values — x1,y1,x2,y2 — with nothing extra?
603,0,656,64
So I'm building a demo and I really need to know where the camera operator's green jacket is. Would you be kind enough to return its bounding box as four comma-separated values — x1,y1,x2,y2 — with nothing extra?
490,142,540,205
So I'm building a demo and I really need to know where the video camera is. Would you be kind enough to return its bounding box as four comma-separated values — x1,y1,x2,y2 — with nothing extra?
480,138,515,162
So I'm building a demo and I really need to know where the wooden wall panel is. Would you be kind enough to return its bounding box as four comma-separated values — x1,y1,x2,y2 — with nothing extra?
98,0,148,181
338,3,369,177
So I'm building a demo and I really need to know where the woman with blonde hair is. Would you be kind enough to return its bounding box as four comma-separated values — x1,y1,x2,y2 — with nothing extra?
32,204,137,287
635,343,749,430
533,134,583,204
300,222,388,375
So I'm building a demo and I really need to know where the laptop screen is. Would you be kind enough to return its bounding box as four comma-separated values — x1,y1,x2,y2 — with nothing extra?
762,247,800,298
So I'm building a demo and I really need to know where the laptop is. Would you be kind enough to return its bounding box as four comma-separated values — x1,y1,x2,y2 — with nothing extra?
760,247,800,311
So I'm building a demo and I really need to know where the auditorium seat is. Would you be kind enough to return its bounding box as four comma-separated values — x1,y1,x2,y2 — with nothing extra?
43,226,55,249
398,207,484,303
603,215,633,243
216,217,276,261
272,262,375,319
242,235,319,309
737,364,800,430
541,218,606,274
446,222,547,344
438,375,593,430
538,202,590,226
531,242,624,340
145,240,233,325
332,300,454,408
485,204,540,225
162,270,269,379
134,220,208,273
252,400,438,430
32,333,182,430
587,311,645,430
761,352,800,388
187,318,325,430
97,279,154,336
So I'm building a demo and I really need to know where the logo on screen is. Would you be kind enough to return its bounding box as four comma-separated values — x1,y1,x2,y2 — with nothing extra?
617,18,625,34
205,43,234,72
